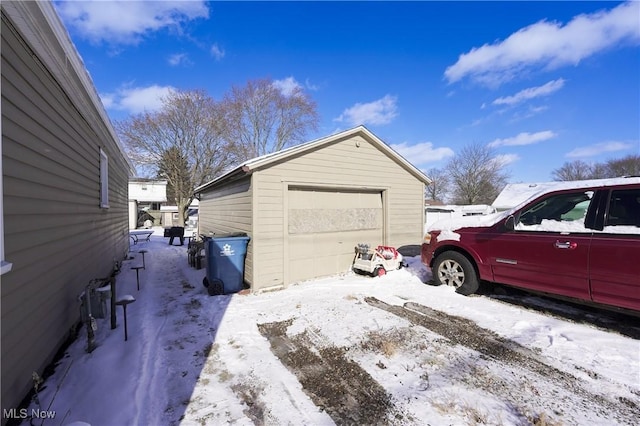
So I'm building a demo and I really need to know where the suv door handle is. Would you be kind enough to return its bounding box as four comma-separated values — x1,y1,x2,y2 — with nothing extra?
554,240,577,249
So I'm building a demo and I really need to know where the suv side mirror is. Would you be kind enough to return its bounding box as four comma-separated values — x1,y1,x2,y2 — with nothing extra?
504,215,515,231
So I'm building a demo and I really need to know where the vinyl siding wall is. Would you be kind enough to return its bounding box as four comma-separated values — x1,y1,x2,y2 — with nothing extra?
198,176,254,285
252,134,424,290
1,10,130,413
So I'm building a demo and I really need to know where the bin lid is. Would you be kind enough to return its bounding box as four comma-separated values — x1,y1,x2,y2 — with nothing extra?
212,232,249,238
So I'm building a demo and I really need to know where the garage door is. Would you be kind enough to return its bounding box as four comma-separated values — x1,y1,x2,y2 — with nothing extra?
288,187,383,283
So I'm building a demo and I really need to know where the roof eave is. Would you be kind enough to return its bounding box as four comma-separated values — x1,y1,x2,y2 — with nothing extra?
193,165,252,195
194,125,432,194
243,125,432,185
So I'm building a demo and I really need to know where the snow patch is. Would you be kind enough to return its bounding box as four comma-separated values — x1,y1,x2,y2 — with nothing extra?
436,230,461,242
428,211,509,233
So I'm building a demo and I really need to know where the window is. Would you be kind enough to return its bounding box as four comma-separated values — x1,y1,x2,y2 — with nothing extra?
100,148,109,208
605,189,640,227
516,191,593,233
0,126,12,275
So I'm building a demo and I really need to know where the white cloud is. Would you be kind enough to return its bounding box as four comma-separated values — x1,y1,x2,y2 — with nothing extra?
100,93,115,110
210,44,225,60
493,153,521,167
566,141,634,158
507,105,550,123
168,53,191,66
101,85,175,114
55,1,210,45
444,1,640,86
488,131,557,148
492,79,565,106
335,95,398,126
390,141,454,167
273,77,302,97
304,78,320,92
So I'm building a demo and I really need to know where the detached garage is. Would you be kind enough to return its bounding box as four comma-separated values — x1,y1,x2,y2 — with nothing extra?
195,126,431,292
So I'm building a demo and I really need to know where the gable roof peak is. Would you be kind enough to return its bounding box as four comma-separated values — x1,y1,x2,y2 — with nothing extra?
194,126,430,193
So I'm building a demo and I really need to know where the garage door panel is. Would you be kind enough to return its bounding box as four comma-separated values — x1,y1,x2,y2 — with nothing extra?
289,208,381,234
287,188,383,283
289,258,314,283
289,234,314,261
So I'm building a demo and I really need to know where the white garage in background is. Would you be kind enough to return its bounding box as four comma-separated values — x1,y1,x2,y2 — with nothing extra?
195,126,431,292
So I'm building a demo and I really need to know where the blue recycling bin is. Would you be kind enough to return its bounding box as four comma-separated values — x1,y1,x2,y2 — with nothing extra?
203,233,251,295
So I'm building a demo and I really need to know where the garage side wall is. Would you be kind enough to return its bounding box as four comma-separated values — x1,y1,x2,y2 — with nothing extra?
198,176,254,285
252,134,424,290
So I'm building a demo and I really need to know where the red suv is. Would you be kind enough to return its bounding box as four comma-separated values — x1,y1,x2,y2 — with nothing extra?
421,177,640,314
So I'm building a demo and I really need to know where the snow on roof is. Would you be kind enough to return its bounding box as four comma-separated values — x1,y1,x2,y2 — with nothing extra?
492,177,640,210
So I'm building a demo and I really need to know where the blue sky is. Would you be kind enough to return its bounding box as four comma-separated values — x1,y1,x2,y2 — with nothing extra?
54,1,640,183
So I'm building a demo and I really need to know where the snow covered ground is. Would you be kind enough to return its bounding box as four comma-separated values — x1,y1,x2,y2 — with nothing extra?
18,229,639,426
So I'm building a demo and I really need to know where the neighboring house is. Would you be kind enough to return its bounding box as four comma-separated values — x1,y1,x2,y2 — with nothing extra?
160,199,199,229
128,178,168,229
195,126,431,292
1,1,132,417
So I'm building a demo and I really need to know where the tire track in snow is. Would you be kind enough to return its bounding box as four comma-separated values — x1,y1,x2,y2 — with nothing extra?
365,297,639,425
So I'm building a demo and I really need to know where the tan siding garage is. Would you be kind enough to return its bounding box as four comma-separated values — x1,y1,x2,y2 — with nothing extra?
195,126,430,292
287,187,383,282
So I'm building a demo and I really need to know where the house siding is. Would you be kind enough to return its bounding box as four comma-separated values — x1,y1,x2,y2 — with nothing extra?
251,133,424,290
1,6,130,415
198,176,254,285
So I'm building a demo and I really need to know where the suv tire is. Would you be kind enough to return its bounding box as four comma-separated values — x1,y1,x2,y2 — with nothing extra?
433,251,480,296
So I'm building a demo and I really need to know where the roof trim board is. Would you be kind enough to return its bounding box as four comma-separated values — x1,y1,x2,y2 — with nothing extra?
1,0,135,174
195,126,431,194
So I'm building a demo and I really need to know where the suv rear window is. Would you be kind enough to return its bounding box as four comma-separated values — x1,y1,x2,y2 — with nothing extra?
606,189,640,227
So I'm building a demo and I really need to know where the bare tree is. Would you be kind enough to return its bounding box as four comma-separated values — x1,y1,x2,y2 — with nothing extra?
446,143,509,205
219,78,319,160
158,146,192,208
551,160,597,181
117,89,230,224
590,162,610,179
552,155,640,181
606,154,640,177
425,167,450,203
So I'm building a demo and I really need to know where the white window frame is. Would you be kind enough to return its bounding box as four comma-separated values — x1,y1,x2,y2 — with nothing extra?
1,111,12,275
100,148,109,208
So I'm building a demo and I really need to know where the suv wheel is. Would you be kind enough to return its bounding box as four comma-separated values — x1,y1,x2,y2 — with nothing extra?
433,251,480,296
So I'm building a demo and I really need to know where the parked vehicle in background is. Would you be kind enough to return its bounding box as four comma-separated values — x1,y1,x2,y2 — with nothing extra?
421,177,640,314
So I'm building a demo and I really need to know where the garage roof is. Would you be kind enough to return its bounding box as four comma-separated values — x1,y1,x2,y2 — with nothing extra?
195,126,431,194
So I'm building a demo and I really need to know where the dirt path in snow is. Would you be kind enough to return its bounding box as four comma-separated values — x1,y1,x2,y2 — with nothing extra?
258,319,398,425
257,297,639,425
366,297,640,425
